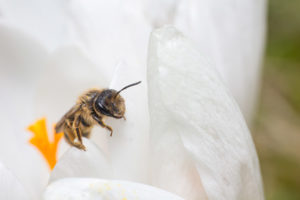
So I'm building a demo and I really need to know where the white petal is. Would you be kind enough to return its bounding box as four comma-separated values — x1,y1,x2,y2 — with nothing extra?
107,61,150,182
173,0,266,122
66,0,151,75
143,0,266,122
50,139,112,183
0,162,31,200
44,178,184,200
0,22,50,200
150,132,208,200
147,26,263,200
0,0,73,50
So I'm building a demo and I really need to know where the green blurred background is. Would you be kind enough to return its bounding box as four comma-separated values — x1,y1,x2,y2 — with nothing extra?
252,0,300,199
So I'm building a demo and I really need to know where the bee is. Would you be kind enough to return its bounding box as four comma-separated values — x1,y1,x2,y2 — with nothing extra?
55,81,141,151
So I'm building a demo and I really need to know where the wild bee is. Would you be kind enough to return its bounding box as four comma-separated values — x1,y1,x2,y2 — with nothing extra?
55,81,141,151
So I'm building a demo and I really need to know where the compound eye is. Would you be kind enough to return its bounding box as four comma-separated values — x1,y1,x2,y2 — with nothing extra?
97,102,112,117
95,90,114,117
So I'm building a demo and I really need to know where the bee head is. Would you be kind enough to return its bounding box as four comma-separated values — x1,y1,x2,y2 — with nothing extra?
95,81,141,119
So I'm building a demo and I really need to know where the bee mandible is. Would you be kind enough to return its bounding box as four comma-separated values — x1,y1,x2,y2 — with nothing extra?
55,81,141,151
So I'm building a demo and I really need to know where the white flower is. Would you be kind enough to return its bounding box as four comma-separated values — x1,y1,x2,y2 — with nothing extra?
0,0,266,199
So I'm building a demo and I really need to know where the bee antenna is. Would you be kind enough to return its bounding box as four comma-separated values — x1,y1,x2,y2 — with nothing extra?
114,81,141,97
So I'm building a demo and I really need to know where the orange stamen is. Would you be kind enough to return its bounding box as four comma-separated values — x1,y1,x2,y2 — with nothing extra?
27,118,63,170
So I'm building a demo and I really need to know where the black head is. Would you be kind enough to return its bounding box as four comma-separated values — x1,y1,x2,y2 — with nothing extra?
95,81,141,118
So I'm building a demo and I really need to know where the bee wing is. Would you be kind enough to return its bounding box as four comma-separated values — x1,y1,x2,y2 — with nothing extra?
55,105,81,133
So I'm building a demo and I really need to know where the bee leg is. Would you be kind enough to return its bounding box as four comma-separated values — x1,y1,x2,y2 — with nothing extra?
75,127,86,151
100,120,113,137
65,119,79,145
63,129,74,146
64,129,85,150
92,115,113,136
107,126,113,137
73,116,86,151
62,119,85,150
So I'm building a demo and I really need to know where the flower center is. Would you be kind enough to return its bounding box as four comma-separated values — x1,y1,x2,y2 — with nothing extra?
27,118,63,170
